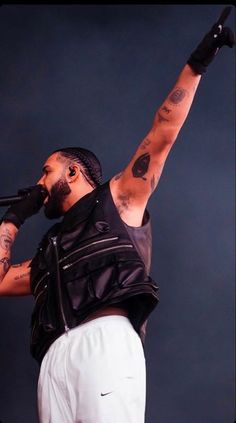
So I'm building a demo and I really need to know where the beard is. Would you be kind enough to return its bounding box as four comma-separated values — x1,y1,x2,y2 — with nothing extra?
44,177,71,219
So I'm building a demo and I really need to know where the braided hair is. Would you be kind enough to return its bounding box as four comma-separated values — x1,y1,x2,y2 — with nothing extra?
53,147,102,188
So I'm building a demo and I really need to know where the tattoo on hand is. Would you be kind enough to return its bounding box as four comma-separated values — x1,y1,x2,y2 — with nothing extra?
169,87,187,105
0,257,11,273
0,228,13,251
132,153,150,180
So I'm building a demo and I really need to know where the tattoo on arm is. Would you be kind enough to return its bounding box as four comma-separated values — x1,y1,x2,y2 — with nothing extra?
0,228,13,251
140,138,151,150
150,163,165,194
132,153,150,180
161,106,171,114
168,87,187,105
14,271,30,281
114,171,123,181
0,257,11,273
157,113,169,123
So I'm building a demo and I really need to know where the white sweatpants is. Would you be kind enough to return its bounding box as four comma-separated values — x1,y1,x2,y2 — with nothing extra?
38,316,146,423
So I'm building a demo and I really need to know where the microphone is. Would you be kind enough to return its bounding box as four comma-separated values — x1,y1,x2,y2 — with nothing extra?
0,186,47,207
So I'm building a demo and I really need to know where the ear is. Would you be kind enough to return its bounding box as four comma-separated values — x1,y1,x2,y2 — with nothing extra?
66,164,80,182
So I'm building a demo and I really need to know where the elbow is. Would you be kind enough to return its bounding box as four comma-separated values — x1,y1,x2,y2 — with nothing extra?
149,126,179,148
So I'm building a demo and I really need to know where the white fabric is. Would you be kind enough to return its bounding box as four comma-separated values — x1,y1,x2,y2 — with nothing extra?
38,316,146,423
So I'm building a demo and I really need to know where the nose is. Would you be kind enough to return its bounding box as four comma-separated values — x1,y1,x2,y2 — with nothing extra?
37,175,45,186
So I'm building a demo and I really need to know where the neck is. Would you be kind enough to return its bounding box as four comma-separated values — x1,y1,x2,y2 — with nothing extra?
62,185,94,213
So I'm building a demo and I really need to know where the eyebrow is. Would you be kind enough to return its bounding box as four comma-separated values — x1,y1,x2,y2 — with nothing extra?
42,165,51,173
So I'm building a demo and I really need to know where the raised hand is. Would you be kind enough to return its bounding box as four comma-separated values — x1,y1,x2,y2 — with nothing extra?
187,6,235,74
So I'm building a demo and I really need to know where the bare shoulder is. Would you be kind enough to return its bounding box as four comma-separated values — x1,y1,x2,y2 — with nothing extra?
109,177,146,227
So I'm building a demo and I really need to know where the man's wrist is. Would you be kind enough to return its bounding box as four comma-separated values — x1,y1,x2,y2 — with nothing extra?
1,212,23,230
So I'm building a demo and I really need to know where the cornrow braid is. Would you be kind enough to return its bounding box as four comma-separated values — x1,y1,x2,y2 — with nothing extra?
53,147,102,188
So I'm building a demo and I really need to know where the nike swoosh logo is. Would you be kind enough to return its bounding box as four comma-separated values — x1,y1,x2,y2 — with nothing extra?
100,391,113,396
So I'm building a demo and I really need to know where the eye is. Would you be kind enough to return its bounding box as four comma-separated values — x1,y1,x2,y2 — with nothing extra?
43,168,50,176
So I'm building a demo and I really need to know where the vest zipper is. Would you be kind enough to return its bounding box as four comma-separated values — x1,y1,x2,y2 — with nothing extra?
33,272,50,296
62,243,133,271
51,236,69,333
33,238,119,293
35,284,47,303
60,236,119,264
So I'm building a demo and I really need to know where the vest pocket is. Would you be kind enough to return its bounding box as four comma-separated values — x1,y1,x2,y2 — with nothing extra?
63,250,153,313
65,257,117,311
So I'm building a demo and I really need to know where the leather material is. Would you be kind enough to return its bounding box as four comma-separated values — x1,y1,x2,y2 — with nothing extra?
30,181,159,364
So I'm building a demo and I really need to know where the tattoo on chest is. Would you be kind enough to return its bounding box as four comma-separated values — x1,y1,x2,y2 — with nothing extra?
132,153,150,180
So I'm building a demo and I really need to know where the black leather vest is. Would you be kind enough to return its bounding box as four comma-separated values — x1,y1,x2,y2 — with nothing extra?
30,181,159,364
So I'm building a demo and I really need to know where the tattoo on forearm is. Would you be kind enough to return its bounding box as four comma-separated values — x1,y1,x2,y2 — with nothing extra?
0,257,11,273
140,138,151,150
161,106,171,114
168,87,187,105
132,153,150,180
157,113,169,123
14,271,30,281
0,228,13,251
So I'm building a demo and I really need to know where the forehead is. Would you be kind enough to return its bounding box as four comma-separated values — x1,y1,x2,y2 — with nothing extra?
43,152,67,168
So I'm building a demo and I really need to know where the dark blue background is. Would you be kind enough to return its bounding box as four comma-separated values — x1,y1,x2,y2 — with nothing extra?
0,4,235,423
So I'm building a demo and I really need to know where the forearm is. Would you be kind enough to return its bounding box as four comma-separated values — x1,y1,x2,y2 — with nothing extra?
150,64,201,143
0,221,18,281
0,185,46,295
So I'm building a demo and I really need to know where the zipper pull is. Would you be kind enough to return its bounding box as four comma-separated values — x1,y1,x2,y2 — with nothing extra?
51,236,57,246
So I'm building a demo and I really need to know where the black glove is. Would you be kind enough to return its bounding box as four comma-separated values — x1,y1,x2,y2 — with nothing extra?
1,185,48,229
187,6,235,75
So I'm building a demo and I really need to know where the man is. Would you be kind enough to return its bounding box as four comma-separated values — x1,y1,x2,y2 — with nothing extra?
0,6,234,423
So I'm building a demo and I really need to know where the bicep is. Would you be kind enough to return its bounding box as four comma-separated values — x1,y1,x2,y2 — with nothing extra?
111,128,174,206
0,260,32,296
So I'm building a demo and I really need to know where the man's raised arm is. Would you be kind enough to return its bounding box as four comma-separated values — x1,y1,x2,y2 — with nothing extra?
110,7,235,226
